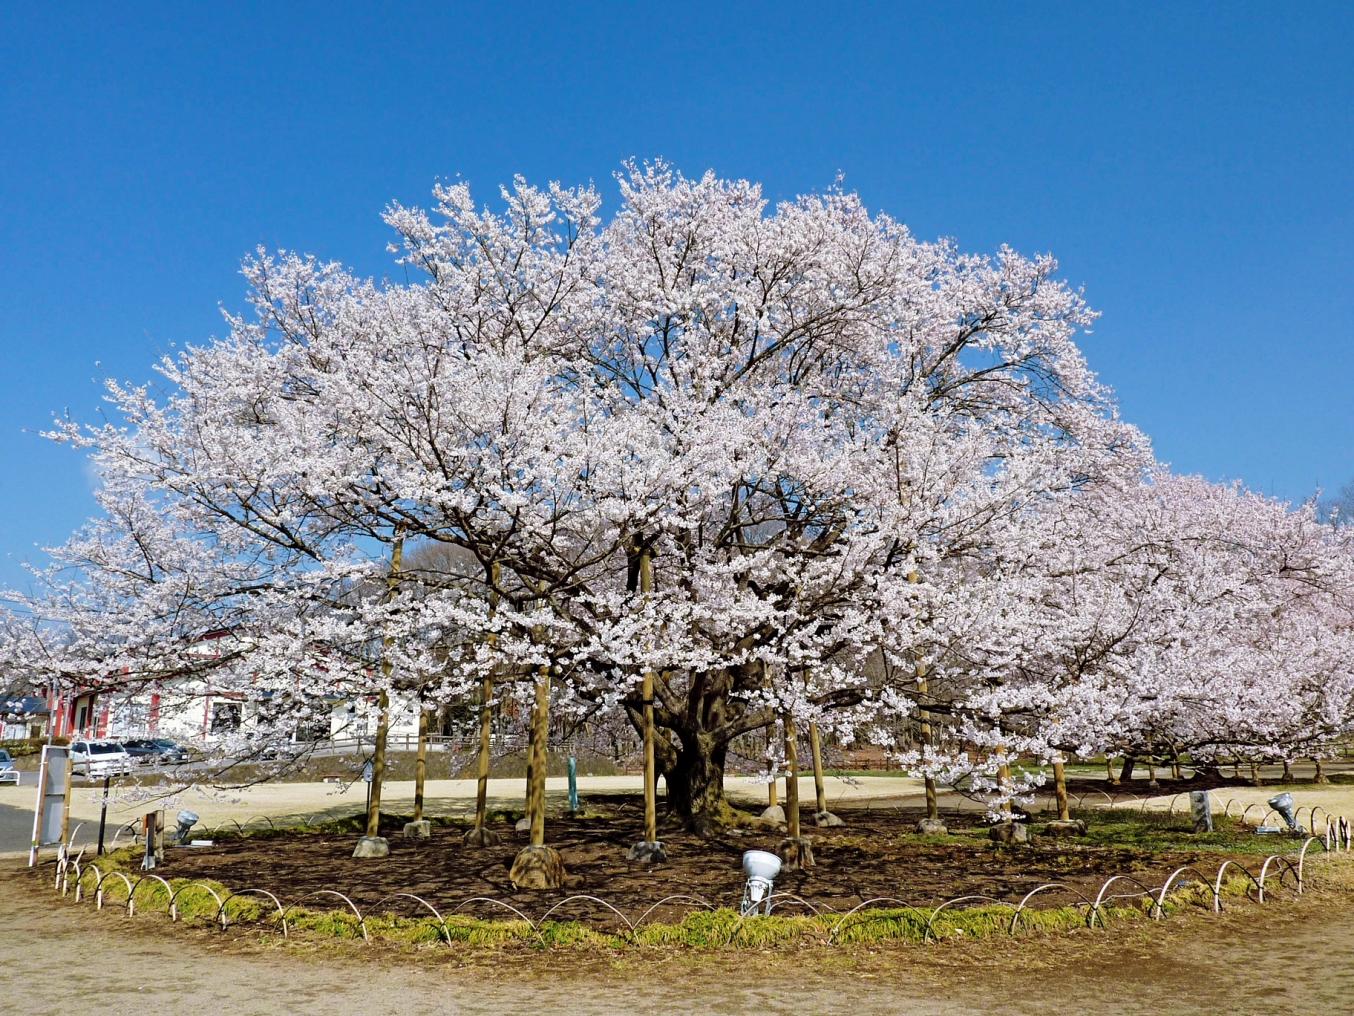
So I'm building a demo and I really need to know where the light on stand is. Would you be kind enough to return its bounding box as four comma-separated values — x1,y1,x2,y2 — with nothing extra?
1267,792,1304,834
740,849,782,916
173,809,200,844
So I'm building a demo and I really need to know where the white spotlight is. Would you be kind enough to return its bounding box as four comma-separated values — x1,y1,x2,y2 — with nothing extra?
740,849,782,916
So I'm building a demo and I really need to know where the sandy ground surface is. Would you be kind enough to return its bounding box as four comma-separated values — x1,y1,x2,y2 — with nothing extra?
8,765,1354,856
9,771,1354,1014
0,772,930,856
6,860,1354,1015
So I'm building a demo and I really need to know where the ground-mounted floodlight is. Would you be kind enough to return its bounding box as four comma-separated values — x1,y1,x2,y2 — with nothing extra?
740,849,782,916
1267,792,1304,834
173,809,199,844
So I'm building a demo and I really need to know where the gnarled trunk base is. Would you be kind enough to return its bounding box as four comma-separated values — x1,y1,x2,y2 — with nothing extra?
664,738,742,836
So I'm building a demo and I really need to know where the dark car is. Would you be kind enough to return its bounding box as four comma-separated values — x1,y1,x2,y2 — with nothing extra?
121,738,191,765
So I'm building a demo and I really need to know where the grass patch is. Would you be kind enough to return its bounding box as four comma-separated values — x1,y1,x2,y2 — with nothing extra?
1068,808,1293,856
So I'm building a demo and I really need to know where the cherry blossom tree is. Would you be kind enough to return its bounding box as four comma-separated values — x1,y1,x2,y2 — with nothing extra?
7,160,1352,846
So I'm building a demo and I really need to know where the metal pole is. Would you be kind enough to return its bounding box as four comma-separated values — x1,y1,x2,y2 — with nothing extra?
97,775,110,855
568,756,579,813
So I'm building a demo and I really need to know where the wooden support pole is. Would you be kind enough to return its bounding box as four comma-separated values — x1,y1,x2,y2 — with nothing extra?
412,707,429,823
809,721,828,816
783,713,801,839
1053,759,1070,821
527,661,550,847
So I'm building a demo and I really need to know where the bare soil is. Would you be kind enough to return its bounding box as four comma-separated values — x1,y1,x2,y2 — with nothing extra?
149,798,1237,926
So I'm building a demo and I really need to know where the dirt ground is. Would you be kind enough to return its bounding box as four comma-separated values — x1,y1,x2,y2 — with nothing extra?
7,860,1354,1015
148,801,1235,926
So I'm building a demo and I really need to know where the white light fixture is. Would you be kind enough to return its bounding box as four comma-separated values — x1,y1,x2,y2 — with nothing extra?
740,849,782,916
1267,792,1303,833
174,809,200,844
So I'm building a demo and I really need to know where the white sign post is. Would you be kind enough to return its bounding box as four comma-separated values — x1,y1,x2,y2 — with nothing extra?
29,744,72,866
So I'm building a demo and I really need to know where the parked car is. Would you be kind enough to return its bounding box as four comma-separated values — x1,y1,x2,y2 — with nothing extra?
68,739,132,777
0,749,18,785
121,738,191,765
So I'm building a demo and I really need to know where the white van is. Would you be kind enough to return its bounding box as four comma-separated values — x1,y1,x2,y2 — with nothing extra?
69,739,132,778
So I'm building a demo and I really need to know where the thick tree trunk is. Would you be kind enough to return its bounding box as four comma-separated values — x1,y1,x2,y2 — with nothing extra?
664,736,732,837
1119,755,1136,783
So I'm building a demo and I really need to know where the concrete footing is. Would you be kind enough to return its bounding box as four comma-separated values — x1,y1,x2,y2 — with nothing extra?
1042,818,1088,838
402,820,432,840
815,810,845,828
626,840,668,864
988,821,1028,845
351,835,390,858
462,825,502,847
915,817,949,836
759,804,787,830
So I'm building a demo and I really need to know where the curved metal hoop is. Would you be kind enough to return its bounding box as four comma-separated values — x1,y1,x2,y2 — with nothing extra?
1296,835,1328,891
633,894,717,929
1090,874,1160,927
108,821,141,851
827,897,929,943
216,887,287,931
1076,789,1115,809
168,881,225,923
369,892,451,945
1213,860,1264,910
281,890,368,942
449,896,537,927
1009,883,1096,934
1257,855,1301,901
1154,866,1220,916
536,894,636,936
94,870,134,911
765,892,832,917
74,862,101,903
127,874,174,917
924,895,1018,943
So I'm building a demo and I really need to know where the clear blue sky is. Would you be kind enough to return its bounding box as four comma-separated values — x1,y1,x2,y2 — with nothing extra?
2,2,1351,591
